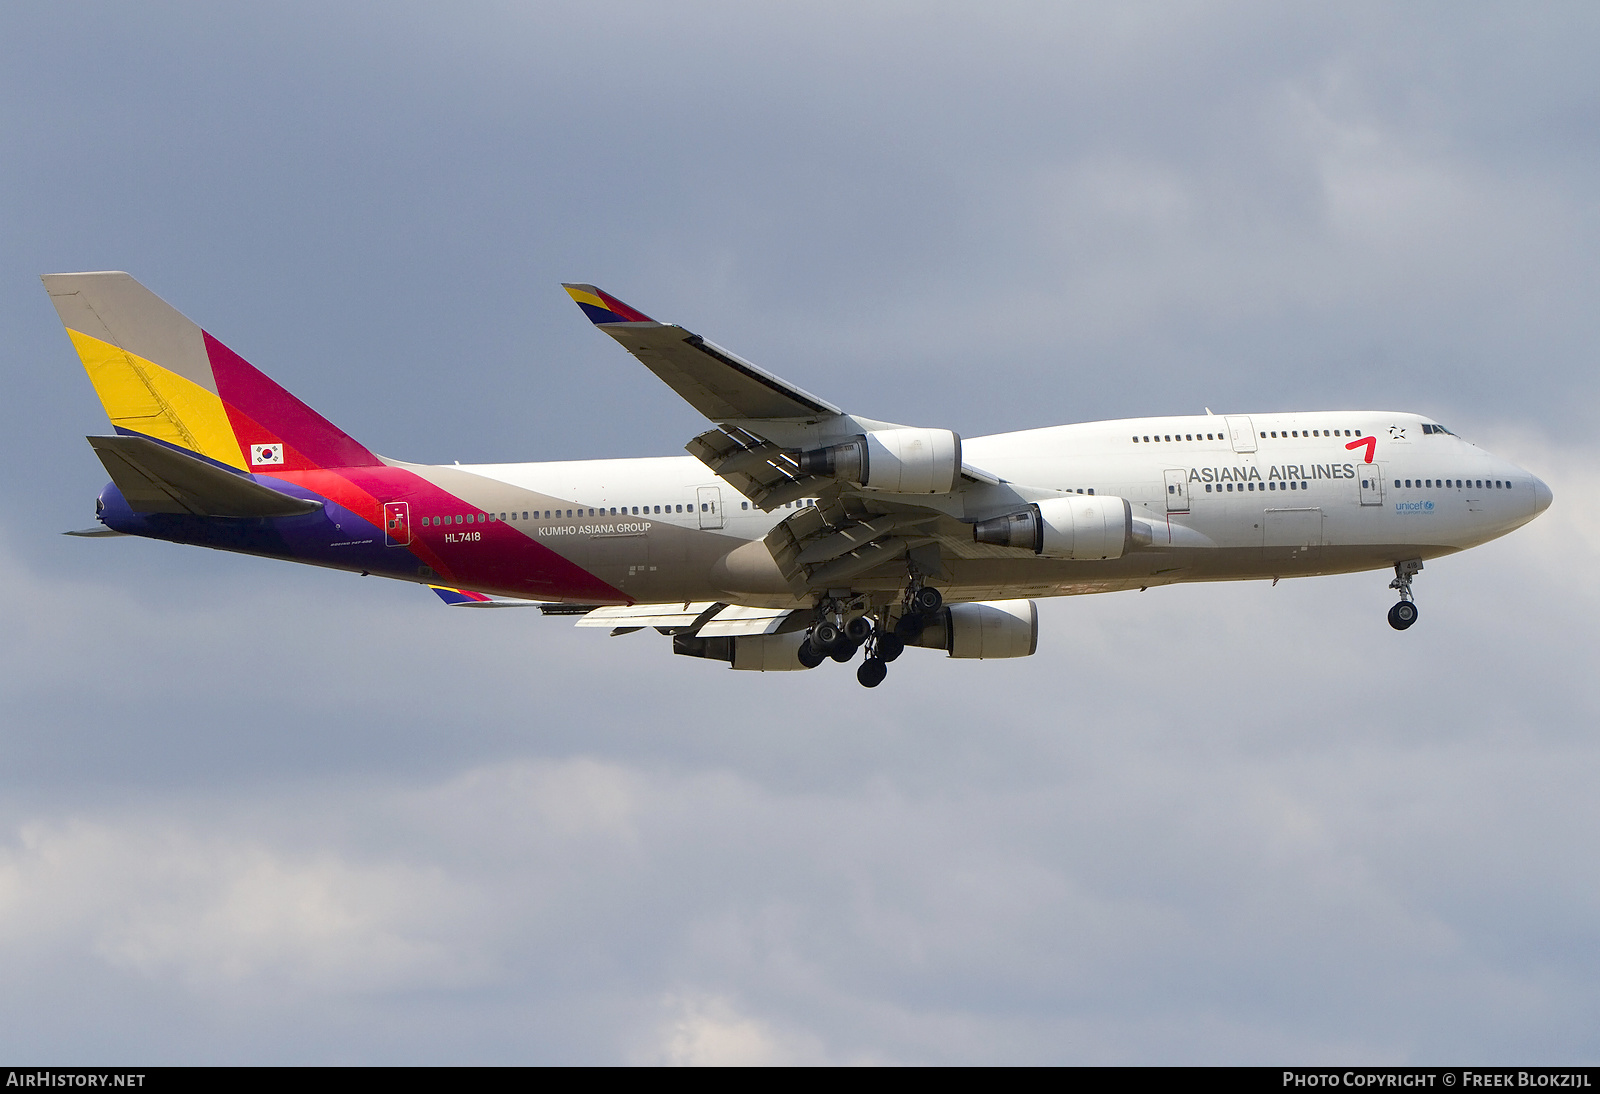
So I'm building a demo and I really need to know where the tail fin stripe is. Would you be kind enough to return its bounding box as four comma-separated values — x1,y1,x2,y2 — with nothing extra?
67,329,247,470
204,332,380,469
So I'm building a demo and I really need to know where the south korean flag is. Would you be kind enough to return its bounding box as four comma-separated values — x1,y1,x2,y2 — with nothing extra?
250,442,285,467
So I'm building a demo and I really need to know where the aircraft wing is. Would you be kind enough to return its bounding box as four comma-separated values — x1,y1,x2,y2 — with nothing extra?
562,285,840,420
566,284,1036,592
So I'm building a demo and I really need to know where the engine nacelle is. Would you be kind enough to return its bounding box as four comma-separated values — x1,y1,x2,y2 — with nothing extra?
796,428,961,494
972,495,1139,560
909,599,1038,659
673,631,811,671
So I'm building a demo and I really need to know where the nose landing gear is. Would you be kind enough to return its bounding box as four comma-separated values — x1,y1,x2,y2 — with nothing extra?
1387,559,1423,630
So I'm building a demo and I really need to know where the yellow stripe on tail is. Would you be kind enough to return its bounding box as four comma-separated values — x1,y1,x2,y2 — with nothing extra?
66,329,246,470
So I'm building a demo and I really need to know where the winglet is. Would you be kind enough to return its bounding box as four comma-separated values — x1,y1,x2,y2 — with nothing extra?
562,284,656,325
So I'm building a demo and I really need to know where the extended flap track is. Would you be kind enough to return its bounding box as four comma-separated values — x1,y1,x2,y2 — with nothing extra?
686,425,831,511
764,502,942,588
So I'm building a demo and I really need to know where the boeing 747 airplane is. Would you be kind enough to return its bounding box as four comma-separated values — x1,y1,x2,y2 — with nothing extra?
46,272,1552,687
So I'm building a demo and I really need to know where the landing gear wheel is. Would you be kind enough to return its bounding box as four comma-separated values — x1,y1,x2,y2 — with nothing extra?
911,587,943,615
876,633,905,662
893,613,925,641
844,615,874,644
812,620,843,651
857,657,887,688
797,639,826,668
830,641,859,664
1388,601,1418,630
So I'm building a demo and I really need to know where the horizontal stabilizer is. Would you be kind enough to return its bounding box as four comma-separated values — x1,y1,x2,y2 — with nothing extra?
63,526,126,537
428,585,542,608
87,435,323,518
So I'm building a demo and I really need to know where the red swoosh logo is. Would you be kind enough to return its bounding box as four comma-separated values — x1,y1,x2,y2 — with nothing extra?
1346,436,1376,462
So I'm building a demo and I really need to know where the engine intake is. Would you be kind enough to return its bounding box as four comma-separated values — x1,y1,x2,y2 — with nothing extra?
796,428,961,494
907,600,1039,659
972,495,1138,560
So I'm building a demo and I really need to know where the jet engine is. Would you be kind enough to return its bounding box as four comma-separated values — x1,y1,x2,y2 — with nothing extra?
972,495,1147,560
796,428,962,494
672,631,811,671
907,599,1039,659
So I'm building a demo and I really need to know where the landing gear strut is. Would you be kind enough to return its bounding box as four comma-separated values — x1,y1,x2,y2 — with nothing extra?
893,569,943,641
1387,559,1423,631
798,575,943,685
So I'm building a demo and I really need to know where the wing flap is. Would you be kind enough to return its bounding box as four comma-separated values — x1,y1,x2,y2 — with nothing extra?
686,425,835,511
573,602,722,629
697,604,798,637
87,435,322,518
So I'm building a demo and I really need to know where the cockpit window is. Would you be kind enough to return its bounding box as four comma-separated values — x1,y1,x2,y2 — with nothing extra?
1421,423,1456,436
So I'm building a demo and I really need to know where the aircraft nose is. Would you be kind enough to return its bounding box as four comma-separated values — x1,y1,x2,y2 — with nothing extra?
1532,475,1553,516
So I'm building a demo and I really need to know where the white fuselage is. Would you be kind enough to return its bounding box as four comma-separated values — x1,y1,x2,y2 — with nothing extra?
433,411,1547,606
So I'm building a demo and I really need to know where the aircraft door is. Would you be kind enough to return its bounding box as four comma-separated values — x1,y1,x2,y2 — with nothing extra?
383,501,411,546
1359,463,1384,506
1164,469,1190,512
697,486,724,530
1225,415,1257,453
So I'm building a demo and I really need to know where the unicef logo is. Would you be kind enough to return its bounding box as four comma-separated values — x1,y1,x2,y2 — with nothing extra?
1424,501,1434,511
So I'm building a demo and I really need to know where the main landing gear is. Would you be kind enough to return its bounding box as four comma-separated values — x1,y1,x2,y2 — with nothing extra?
1387,559,1423,631
797,580,941,687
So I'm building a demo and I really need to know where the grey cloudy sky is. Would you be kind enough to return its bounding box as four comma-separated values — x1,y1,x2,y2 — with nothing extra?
1,1,1597,1064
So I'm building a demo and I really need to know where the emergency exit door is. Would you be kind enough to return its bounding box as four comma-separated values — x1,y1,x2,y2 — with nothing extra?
697,486,724,530
1359,464,1384,506
383,501,411,546
1164,469,1190,512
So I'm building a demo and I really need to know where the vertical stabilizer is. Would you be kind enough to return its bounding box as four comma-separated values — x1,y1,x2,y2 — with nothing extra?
43,272,380,471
